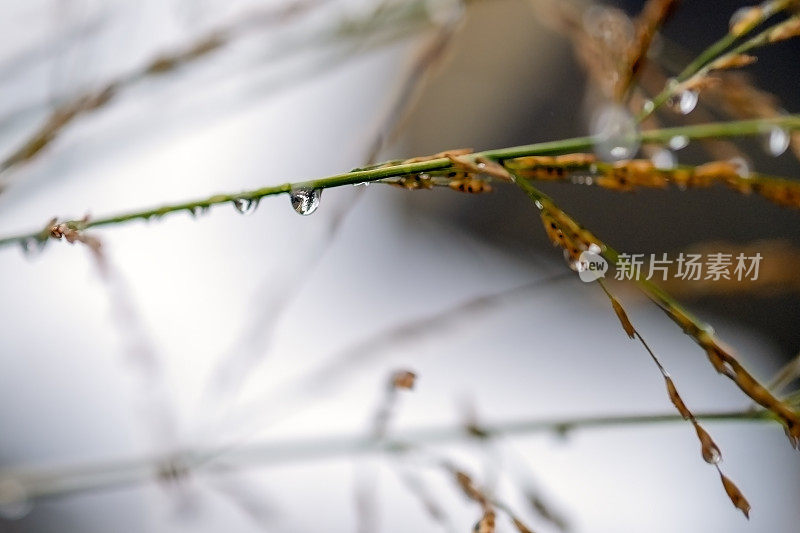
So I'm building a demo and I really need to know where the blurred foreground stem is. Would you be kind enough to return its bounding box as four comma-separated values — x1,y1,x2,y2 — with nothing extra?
3,409,772,502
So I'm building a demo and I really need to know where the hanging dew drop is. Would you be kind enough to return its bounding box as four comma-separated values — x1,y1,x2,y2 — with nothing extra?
680,90,698,114
764,126,790,156
570,173,589,185
232,197,258,215
668,135,689,150
669,89,698,115
19,239,33,256
592,105,640,161
587,243,603,255
729,157,750,178
290,188,321,216
609,146,629,159
651,148,676,169
563,249,586,272
19,238,45,258
0,478,32,520
642,99,655,114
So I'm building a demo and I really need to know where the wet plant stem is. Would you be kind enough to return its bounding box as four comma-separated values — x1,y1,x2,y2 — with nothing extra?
514,171,800,444
637,0,797,121
1,116,799,249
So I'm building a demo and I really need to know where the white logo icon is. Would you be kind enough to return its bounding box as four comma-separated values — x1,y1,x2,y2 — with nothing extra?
577,251,609,282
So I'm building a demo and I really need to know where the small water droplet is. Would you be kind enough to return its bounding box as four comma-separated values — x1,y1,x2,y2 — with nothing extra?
668,135,689,150
764,126,789,156
19,238,45,258
651,148,676,169
592,105,640,161
669,89,698,115
729,157,750,178
290,188,321,216
703,446,722,465
564,249,586,272
232,197,258,215
587,243,603,255
609,146,629,159
570,173,591,185
0,478,32,520
729,6,754,33
642,99,655,114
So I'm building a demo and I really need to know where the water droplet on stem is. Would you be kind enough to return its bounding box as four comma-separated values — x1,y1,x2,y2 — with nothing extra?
729,156,750,178
232,197,259,215
669,89,698,115
592,105,640,161
290,188,321,216
20,238,45,258
764,126,789,156
651,148,676,169
668,135,689,150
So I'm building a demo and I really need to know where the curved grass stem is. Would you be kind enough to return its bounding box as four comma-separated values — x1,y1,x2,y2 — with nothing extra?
513,173,800,445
